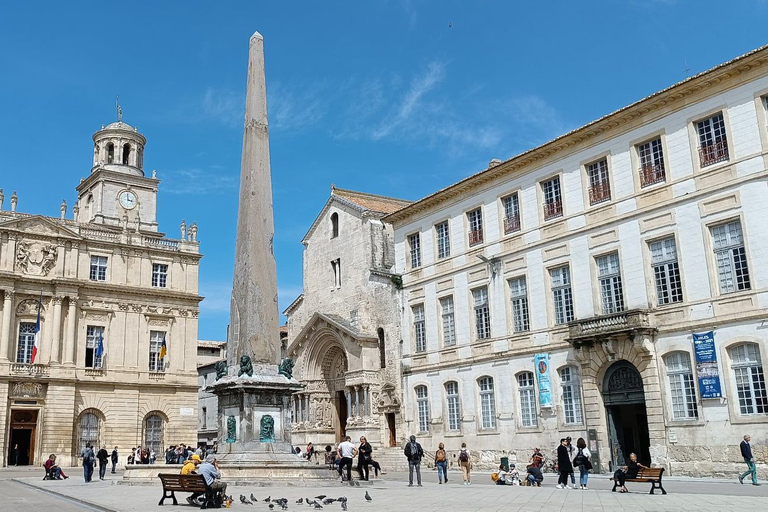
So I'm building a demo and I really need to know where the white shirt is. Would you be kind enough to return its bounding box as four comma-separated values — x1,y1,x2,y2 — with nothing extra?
338,441,356,458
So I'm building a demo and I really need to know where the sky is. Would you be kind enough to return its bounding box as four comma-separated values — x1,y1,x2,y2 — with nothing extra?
1,1,766,341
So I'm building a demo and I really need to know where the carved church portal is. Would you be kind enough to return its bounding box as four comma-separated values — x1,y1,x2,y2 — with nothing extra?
602,361,651,469
335,390,348,439
321,346,348,440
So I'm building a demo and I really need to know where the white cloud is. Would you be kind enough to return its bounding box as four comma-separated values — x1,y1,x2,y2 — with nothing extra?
200,281,232,314
202,88,244,127
268,82,329,131
161,167,237,195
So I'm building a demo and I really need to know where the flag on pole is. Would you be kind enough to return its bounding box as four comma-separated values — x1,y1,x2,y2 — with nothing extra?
30,291,42,364
158,334,167,362
95,329,105,367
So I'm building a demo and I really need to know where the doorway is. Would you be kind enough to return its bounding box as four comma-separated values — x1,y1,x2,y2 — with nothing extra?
8,409,38,466
602,361,651,469
335,390,348,439
386,413,397,447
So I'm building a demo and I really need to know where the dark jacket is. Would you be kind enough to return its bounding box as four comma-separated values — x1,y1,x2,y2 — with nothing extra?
97,448,109,464
404,441,423,462
527,466,543,482
556,444,573,473
111,449,118,463
358,442,373,461
741,440,754,460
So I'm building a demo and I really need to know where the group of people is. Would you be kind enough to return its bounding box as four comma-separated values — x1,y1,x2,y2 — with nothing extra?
404,436,473,487
78,444,119,482
178,453,227,506
555,436,592,489
327,436,384,484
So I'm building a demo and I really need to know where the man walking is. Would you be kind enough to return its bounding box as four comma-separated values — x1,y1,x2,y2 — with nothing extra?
337,436,357,485
404,435,424,487
96,445,109,480
81,443,95,483
739,434,760,485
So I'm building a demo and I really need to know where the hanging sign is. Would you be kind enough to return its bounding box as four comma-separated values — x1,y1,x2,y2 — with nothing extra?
534,353,553,408
693,331,722,399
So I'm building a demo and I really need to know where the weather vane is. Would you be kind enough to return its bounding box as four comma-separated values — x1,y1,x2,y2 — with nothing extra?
116,96,123,122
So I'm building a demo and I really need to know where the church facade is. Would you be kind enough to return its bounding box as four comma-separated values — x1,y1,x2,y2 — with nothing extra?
0,120,202,466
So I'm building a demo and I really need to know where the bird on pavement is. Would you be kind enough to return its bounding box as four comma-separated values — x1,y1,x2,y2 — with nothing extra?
322,498,336,504
269,505,274,510
313,503,323,510
314,495,327,500
296,498,304,504
365,491,372,502
341,503,347,511
264,496,272,503
240,495,252,504
337,497,347,503
251,493,258,502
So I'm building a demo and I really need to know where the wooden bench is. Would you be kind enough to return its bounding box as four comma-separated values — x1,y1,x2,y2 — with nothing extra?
611,467,666,494
157,473,209,506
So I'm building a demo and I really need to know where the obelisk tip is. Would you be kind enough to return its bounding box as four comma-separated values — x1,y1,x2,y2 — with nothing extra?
250,31,264,43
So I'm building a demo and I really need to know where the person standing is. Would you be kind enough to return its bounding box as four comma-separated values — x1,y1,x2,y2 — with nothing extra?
556,438,573,489
404,435,424,487
110,446,119,474
357,436,374,481
458,442,472,485
573,438,592,489
12,444,19,466
739,434,760,486
81,443,95,483
337,435,357,485
96,445,109,480
565,437,576,488
435,442,448,484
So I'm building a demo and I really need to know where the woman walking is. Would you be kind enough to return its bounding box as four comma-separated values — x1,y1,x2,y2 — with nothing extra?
556,438,573,489
573,437,592,489
459,443,472,485
435,442,448,484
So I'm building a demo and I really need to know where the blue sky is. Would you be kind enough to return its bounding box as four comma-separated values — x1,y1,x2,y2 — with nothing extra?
1,1,766,341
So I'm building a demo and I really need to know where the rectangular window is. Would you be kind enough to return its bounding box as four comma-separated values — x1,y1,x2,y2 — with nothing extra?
85,325,104,368
650,237,683,305
478,377,496,429
445,382,461,431
697,112,729,167
502,193,521,234
201,407,207,430
435,221,450,259
472,287,491,339
559,367,583,424
586,158,611,205
413,304,426,353
16,322,36,364
731,344,767,415
509,277,530,332
440,297,456,347
467,208,483,246
149,330,165,372
89,256,108,281
638,138,666,187
151,263,168,288
331,258,341,288
665,352,699,420
408,233,422,268
518,372,538,427
541,177,563,220
550,266,574,324
711,220,750,293
416,386,430,433
597,252,624,314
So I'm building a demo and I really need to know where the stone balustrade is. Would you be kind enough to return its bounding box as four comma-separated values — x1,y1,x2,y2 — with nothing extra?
568,309,654,347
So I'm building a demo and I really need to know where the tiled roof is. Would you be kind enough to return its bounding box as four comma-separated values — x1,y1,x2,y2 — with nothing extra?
331,186,411,215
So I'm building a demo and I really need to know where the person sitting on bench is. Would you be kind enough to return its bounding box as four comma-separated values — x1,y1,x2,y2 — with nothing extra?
44,454,68,480
198,455,227,504
613,453,647,493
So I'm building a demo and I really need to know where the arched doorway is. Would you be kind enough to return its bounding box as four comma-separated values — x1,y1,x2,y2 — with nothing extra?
320,346,348,440
602,361,651,469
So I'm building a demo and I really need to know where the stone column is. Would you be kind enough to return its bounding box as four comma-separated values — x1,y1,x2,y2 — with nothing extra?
298,394,304,423
346,389,352,418
355,387,362,417
64,298,77,365
0,290,13,361
50,296,63,364
305,395,310,422
363,386,369,417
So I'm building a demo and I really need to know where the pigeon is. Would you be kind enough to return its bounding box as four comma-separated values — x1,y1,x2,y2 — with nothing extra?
365,491,372,502
337,497,347,503
322,498,336,504
240,495,252,504
281,503,288,511
296,498,304,504
313,503,323,510
269,505,274,510
251,493,258,502
315,495,327,500
264,496,272,503
341,503,347,511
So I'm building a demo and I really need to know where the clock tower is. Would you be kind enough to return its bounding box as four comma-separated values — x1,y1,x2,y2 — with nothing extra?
76,119,159,232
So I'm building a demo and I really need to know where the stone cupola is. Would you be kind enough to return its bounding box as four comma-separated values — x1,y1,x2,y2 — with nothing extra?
92,120,146,177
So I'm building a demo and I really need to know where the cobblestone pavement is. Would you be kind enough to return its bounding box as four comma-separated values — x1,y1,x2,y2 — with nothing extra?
1,466,767,511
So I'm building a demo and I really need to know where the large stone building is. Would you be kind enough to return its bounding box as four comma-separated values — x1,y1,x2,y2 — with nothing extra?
0,119,202,467
288,45,768,477
284,187,410,449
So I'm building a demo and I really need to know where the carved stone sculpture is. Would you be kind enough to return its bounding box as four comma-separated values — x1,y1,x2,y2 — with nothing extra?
277,357,295,379
238,355,253,377
214,360,228,380
260,415,275,442
226,416,237,443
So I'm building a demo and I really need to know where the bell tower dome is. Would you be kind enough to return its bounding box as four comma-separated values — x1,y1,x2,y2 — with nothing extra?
92,120,147,176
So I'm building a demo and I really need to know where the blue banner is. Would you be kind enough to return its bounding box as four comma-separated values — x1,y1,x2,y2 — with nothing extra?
534,353,553,408
693,331,722,399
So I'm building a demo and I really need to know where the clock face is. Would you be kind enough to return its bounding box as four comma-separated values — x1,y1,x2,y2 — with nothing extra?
119,191,137,209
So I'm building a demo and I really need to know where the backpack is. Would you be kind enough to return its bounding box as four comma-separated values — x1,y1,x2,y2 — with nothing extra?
459,450,469,463
573,448,585,466
435,449,446,462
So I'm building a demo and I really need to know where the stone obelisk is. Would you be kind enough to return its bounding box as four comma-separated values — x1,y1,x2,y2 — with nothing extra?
228,30,279,367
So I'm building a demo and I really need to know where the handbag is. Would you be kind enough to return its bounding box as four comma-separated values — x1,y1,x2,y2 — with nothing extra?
582,459,593,471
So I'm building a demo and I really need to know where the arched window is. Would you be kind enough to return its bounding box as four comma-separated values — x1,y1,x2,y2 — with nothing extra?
664,352,698,419
445,381,461,431
78,411,100,453
478,376,496,429
122,143,131,165
331,212,339,238
730,343,767,415
377,328,386,369
558,366,584,424
107,143,115,163
517,372,537,427
144,414,165,455
415,385,430,433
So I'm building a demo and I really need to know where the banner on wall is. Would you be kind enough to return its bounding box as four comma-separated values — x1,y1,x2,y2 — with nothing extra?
534,353,553,408
693,331,722,399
